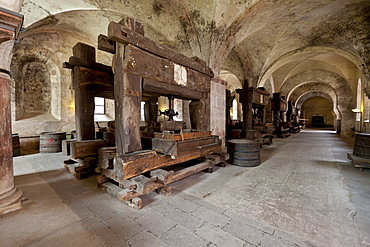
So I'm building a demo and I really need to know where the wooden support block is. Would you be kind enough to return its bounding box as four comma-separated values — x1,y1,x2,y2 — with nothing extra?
156,185,172,196
205,167,214,173
150,169,174,184
70,139,107,159
96,175,112,185
62,139,77,156
98,34,116,53
73,42,96,63
64,163,89,180
98,147,116,169
130,175,159,195
126,197,142,210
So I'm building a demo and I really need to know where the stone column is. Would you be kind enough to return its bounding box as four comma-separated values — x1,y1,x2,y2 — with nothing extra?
0,6,24,215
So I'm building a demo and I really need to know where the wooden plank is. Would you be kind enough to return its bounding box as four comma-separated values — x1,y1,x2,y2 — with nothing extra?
114,43,142,155
122,45,210,93
153,131,212,141
152,136,219,156
76,66,114,88
108,21,213,77
171,156,220,182
70,140,107,159
68,56,112,73
142,78,203,99
115,145,221,180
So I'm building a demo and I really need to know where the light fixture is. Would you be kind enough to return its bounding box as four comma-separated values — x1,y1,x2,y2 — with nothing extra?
352,108,361,113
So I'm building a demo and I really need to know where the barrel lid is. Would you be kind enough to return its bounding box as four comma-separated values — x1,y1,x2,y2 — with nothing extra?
356,133,370,137
227,139,258,144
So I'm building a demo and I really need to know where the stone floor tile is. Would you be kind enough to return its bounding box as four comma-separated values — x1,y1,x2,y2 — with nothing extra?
161,224,209,247
129,230,170,247
165,208,204,232
136,211,177,237
222,219,263,246
224,209,275,235
105,215,145,240
191,206,230,227
165,194,200,213
195,223,245,247
179,192,227,214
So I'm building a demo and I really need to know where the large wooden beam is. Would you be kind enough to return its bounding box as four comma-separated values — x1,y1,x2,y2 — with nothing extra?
121,44,210,93
114,43,142,155
108,21,213,77
142,78,203,100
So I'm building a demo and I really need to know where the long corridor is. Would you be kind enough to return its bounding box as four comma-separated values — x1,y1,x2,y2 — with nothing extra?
1,130,370,247
204,130,370,246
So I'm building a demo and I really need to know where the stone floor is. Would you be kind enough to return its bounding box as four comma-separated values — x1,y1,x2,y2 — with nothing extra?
1,129,369,247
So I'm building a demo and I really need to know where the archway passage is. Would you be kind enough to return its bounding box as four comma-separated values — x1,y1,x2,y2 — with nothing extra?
301,96,335,129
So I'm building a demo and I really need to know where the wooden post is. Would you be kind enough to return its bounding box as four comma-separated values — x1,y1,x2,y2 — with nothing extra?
144,96,158,126
241,80,252,136
113,18,145,155
72,43,97,141
189,93,209,131
0,7,23,215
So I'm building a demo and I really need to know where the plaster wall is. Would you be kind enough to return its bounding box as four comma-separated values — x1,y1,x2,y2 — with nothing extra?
301,96,334,127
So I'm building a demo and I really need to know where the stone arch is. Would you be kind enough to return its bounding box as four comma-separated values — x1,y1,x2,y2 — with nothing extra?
259,46,367,89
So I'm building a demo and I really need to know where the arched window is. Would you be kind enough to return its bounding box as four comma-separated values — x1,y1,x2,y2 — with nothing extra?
356,78,362,122
232,99,238,120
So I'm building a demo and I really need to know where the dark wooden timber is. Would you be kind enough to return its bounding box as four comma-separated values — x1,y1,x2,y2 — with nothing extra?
142,78,203,100
114,43,142,155
70,139,107,159
122,45,210,93
98,34,116,54
108,21,213,77
114,144,221,180
73,66,95,141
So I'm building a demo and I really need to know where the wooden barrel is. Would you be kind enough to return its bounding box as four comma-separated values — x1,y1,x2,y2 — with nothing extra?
12,134,21,157
40,132,66,153
353,133,370,159
227,139,261,167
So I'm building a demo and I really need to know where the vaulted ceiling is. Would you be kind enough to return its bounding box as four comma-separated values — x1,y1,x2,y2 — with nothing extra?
18,0,370,97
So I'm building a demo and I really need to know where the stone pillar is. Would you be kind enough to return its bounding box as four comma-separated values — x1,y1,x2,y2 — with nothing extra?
0,7,24,215
210,78,227,145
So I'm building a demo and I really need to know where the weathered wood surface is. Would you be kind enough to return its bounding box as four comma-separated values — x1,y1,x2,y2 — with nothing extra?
70,139,107,159
189,96,210,131
142,78,203,99
114,43,142,155
98,147,116,169
73,66,114,88
120,44,210,93
62,139,77,156
152,136,219,157
348,153,370,169
108,21,213,77
248,87,270,105
153,131,212,141
73,67,95,141
100,154,223,206
98,34,115,54
114,145,221,180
